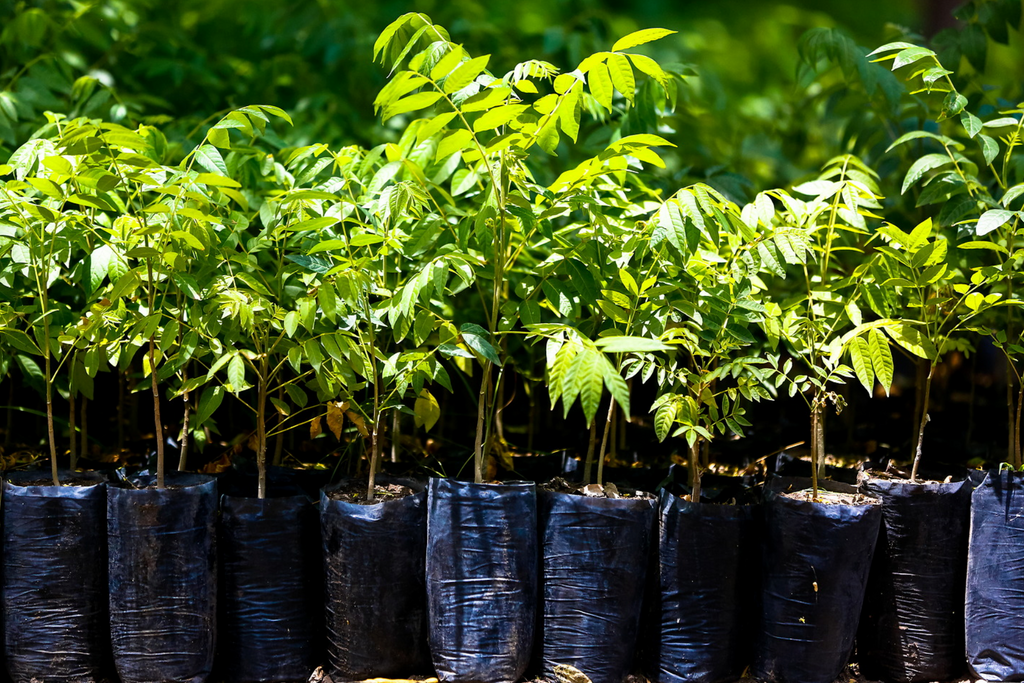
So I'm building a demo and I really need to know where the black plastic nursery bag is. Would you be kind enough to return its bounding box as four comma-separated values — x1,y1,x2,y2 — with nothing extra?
534,490,656,683
752,481,881,683
643,492,758,683
3,471,109,683
966,470,1024,681
858,479,971,683
108,473,218,683
218,494,321,683
426,478,538,683
321,485,430,679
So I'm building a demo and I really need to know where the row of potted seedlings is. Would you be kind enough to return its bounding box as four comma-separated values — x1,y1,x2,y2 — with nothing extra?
4,462,1023,683
2,13,1024,683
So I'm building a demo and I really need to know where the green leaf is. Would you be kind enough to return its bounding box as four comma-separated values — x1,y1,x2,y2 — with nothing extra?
414,389,440,431
979,134,999,165
384,91,444,120
602,356,630,416
196,386,224,425
227,355,247,393
606,53,635,103
594,336,671,353
444,55,490,93
902,153,952,194
611,28,677,52
193,145,228,175
869,329,893,395
977,209,1015,236
460,323,501,365
654,400,675,442
961,111,982,138
891,46,935,69
564,258,599,306
589,61,613,110
848,336,874,394
884,323,936,360
576,348,605,426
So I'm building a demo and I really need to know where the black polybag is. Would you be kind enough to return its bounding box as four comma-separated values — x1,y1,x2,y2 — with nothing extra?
320,483,430,679
966,470,1024,680
2,472,109,683
857,479,971,683
426,478,538,683
218,494,321,682
534,490,656,683
643,492,758,683
752,479,881,683
108,473,217,683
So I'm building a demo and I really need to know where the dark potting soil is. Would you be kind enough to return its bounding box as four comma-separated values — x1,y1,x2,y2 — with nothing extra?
541,476,655,500
325,479,414,503
783,488,879,506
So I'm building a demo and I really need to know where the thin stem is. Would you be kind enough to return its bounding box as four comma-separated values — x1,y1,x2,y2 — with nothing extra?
80,397,88,465
583,419,598,485
391,408,400,463
1015,380,1023,469
689,439,702,503
911,362,934,482
178,361,190,471
597,400,615,487
810,399,820,501
473,363,493,484
69,388,77,472
257,372,268,500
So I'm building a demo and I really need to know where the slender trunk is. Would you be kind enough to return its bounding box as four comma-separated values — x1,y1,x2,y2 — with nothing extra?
1009,362,1016,464
4,379,13,449
810,400,820,501
69,390,77,471
689,440,702,503
911,362,934,482
256,373,268,499
391,408,399,463
1015,379,1023,468
815,397,826,482
494,367,505,441
178,363,190,471
527,383,536,452
149,338,165,489
597,400,614,487
609,404,618,458
915,359,926,458
45,350,58,486
366,416,382,501
966,354,976,452
473,364,493,484
273,399,285,467
619,380,630,453
117,370,125,450
583,418,598,484
80,397,88,466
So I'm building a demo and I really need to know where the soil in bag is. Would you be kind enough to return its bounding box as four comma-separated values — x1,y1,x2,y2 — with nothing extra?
108,472,218,683
752,478,881,683
3,470,110,683
217,492,322,683
642,490,759,683
427,477,538,683
533,482,656,683
857,477,971,683
966,470,1024,681
321,478,430,680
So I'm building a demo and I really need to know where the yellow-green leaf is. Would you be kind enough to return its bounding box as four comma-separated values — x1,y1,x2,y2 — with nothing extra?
611,28,677,52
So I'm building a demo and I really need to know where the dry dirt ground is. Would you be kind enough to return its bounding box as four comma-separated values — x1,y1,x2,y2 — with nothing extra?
308,664,977,683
